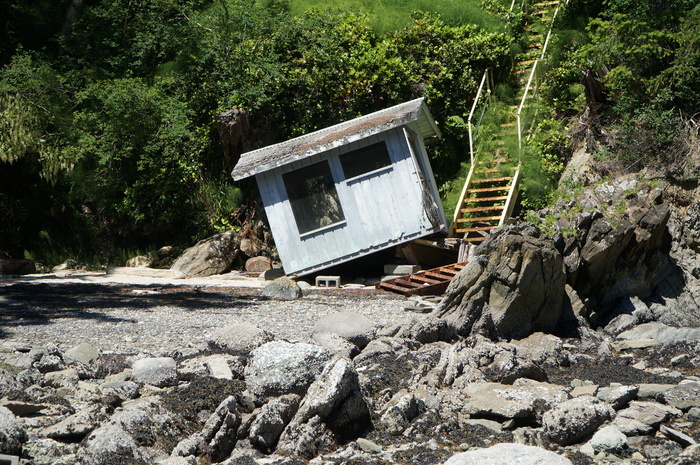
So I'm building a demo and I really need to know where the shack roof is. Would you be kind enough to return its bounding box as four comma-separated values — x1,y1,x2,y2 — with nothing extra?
231,98,441,180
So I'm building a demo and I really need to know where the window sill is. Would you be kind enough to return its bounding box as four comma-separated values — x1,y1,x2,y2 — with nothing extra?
345,166,393,185
299,220,347,240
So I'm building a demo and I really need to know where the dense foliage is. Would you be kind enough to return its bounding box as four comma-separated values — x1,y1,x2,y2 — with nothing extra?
0,0,508,265
544,0,700,174
2,0,698,266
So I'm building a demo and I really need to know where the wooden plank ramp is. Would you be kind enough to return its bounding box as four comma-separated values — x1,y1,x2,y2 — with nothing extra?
376,263,466,296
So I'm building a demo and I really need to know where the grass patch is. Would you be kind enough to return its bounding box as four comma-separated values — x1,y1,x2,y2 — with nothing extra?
281,0,505,34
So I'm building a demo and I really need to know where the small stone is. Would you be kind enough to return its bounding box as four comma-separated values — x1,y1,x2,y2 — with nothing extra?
671,354,690,366
261,277,303,300
590,425,628,455
245,256,271,273
131,357,178,387
206,357,233,380
660,424,697,447
64,343,101,366
356,438,382,453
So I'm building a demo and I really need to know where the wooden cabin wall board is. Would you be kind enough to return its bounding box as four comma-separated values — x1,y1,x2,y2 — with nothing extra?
384,128,426,235
256,170,297,269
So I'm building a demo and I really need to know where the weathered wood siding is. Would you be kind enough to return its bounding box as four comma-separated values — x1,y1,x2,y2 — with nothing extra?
256,127,446,275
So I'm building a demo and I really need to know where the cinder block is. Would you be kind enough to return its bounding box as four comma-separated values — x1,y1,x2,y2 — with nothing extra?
0,454,19,465
315,276,341,288
384,264,421,275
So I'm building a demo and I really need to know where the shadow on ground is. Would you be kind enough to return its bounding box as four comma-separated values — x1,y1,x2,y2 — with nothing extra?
0,283,262,338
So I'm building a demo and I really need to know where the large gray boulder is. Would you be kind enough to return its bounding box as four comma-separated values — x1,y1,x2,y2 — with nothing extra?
0,406,27,455
131,357,178,387
206,320,275,356
311,312,377,348
286,357,371,440
244,341,331,402
171,396,240,462
459,380,569,421
542,396,615,445
442,443,573,465
435,225,566,340
171,230,240,277
78,397,188,465
249,394,301,452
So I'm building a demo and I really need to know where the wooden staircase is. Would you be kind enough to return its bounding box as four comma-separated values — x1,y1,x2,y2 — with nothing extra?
377,263,466,296
448,0,561,242
449,157,521,242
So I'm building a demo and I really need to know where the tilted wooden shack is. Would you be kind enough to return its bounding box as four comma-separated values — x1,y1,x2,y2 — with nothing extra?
231,98,447,276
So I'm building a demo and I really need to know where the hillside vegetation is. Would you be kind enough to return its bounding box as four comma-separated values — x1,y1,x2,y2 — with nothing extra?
0,0,698,268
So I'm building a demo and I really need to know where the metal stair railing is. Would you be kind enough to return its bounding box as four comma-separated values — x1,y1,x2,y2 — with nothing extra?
467,68,493,166
515,0,569,152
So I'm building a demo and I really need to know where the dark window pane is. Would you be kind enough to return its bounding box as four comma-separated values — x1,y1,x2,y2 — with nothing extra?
283,161,345,234
339,142,391,179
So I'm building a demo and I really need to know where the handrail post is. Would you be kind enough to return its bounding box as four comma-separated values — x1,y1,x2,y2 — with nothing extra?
467,69,490,166
468,120,474,166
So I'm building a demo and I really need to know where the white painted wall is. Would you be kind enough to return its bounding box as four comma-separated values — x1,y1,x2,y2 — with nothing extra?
256,127,446,275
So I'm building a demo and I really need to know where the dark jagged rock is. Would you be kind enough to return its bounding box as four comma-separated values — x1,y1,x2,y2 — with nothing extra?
435,224,566,340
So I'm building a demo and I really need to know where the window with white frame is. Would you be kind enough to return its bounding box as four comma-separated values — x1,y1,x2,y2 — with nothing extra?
282,161,345,235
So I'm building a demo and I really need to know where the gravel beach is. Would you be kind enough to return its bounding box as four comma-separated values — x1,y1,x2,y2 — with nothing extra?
0,269,416,355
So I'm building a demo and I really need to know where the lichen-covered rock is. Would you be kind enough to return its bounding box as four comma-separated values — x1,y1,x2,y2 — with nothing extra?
249,394,301,452
459,380,569,421
660,382,700,411
589,425,628,455
613,401,681,435
596,384,638,410
379,393,424,435
442,443,573,465
353,337,442,409
245,341,331,402
276,415,338,459
44,403,110,440
261,277,303,300
206,320,275,356
78,397,189,465
131,357,178,387
171,395,240,462
542,396,615,445
311,312,377,348
0,406,27,455
288,357,371,441
171,230,240,277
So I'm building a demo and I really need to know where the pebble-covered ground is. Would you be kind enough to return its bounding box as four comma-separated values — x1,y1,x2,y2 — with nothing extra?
0,281,419,355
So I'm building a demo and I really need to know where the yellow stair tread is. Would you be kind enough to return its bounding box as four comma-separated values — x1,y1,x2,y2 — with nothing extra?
456,225,497,233
455,215,502,223
461,205,505,213
477,158,508,164
471,176,514,183
468,186,511,193
463,195,509,203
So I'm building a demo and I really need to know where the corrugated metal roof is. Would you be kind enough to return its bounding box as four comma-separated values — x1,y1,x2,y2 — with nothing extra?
231,98,441,180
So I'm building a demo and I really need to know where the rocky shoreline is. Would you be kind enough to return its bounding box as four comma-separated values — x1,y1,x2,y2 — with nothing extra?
2,177,700,464
0,284,699,464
